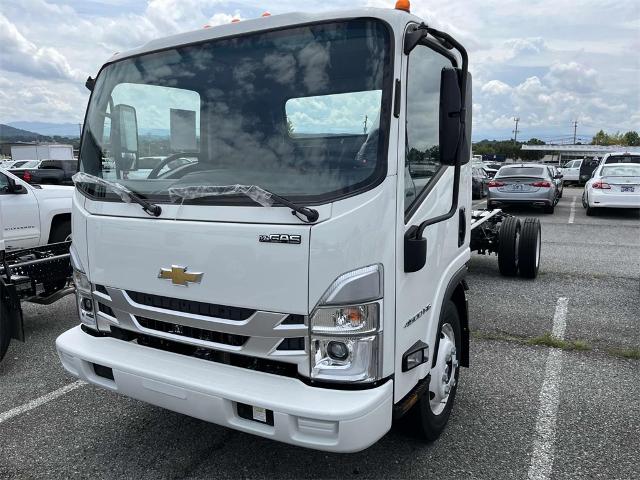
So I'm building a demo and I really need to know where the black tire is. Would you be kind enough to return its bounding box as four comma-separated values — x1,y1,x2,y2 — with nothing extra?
559,188,563,199
543,204,555,214
0,297,12,362
518,218,541,279
586,206,597,216
49,218,71,243
406,300,461,442
487,201,496,210
498,216,521,276
582,193,588,208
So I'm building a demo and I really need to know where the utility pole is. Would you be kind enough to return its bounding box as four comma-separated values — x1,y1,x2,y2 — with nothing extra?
572,119,578,144
512,117,520,143
78,123,82,138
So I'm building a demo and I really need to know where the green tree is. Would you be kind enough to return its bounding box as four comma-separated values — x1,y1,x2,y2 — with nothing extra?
520,138,546,161
622,131,640,146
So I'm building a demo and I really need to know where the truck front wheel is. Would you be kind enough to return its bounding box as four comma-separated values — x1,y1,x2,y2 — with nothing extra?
407,300,461,442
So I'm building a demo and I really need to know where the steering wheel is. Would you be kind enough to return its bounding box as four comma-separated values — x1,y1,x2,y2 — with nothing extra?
147,152,199,179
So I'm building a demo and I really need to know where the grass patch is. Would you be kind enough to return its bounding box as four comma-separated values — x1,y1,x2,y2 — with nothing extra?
527,332,592,351
607,348,640,360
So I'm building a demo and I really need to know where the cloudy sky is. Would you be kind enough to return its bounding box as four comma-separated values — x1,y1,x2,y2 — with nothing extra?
1,0,638,141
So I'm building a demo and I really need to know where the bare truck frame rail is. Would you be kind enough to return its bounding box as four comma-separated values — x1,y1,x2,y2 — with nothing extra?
0,241,74,360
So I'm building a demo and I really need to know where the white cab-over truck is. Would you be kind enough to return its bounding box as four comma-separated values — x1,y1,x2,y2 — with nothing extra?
55,3,541,452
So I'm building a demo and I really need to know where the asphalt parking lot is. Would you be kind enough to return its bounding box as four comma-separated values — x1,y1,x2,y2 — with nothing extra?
1,186,638,480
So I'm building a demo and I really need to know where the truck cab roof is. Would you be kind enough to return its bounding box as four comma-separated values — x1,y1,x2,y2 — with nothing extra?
106,8,423,66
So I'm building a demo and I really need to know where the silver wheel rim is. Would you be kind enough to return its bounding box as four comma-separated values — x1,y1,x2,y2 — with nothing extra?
429,323,458,415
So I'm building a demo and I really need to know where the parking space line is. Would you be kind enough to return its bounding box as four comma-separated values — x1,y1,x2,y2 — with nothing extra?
0,380,85,424
568,197,576,224
527,297,569,480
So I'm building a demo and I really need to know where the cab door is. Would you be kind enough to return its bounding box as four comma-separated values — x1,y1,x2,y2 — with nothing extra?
394,38,471,401
0,172,40,249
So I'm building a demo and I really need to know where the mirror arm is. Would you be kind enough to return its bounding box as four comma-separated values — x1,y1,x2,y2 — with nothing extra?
414,163,461,239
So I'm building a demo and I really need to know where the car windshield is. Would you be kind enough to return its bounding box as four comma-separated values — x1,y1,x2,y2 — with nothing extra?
601,165,640,177
497,166,545,177
604,155,640,164
78,19,392,205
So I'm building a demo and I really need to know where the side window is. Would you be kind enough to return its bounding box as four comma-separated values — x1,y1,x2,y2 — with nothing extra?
0,173,9,194
405,45,453,211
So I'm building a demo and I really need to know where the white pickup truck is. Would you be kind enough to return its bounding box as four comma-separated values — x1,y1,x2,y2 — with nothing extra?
0,168,73,250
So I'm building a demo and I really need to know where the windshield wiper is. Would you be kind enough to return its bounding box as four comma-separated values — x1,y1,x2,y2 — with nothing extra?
168,184,319,223
72,172,162,217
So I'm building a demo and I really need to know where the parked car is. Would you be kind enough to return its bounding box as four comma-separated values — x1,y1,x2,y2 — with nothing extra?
549,165,564,198
0,168,73,249
471,165,488,199
8,160,40,171
582,163,640,216
559,158,582,185
487,163,560,213
599,152,640,166
23,159,76,185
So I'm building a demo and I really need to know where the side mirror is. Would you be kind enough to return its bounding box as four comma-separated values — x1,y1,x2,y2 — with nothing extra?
404,225,427,273
439,68,472,166
439,68,462,166
111,104,139,172
6,177,25,194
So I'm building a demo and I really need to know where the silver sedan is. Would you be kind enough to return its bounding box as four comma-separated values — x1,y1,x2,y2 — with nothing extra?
487,164,559,214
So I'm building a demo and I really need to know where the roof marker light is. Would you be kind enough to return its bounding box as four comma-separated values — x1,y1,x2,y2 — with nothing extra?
261,11,271,17
203,24,211,29
395,0,410,12
231,18,240,23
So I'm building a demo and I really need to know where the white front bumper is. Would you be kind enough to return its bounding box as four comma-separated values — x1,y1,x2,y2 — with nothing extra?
56,326,393,452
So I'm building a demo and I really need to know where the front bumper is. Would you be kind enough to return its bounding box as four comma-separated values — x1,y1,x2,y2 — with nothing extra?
56,326,393,452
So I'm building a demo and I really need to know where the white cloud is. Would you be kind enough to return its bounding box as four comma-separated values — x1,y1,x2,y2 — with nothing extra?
482,80,512,96
0,13,80,81
0,0,638,140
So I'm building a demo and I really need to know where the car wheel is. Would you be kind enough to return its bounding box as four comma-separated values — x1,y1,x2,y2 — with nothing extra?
582,192,588,208
559,188,563,199
0,296,13,362
498,216,521,276
49,219,71,244
405,300,461,442
518,218,541,279
543,204,555,214
586,206,597,216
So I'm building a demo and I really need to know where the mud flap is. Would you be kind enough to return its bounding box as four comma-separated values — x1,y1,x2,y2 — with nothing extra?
1,279,25,342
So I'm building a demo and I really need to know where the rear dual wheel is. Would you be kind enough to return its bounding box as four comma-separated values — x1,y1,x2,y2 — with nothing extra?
0,296,12,362
498,217,541,278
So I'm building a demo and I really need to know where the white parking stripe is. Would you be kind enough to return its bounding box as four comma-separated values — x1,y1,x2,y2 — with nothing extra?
568,197,576,224
527,297,569,480
0,380,85,424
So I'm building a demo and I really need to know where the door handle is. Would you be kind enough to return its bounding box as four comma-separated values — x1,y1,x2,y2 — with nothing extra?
458,208,466,247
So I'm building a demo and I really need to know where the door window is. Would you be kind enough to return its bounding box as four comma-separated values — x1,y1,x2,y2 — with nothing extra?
405,45,453,211
0,173,9,193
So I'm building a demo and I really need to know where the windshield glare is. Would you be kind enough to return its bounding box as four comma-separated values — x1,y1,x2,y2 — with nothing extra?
79,19,392,205
497,166,545,178
601,165,640,177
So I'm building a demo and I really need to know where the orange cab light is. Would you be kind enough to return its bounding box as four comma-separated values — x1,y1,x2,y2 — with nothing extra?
202,24,211,29
261,11,271,17
395,0,410,12
231,18,240,23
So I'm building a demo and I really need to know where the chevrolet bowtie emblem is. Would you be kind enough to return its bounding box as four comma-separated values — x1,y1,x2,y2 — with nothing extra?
158,265,204,286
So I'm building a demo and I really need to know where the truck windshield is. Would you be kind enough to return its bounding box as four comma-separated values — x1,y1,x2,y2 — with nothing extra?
78,19,392,205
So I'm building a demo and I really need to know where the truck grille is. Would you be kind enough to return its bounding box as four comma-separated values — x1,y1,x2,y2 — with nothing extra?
137,316,248,347
93,286,309,377
126,290,255,321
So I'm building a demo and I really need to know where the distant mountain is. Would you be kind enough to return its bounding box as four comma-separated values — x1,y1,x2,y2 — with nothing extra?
0,124,47,140
7,121,80,137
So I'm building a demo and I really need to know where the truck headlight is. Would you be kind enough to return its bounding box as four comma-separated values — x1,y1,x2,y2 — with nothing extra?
70,246,95,329
309,265,383,383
